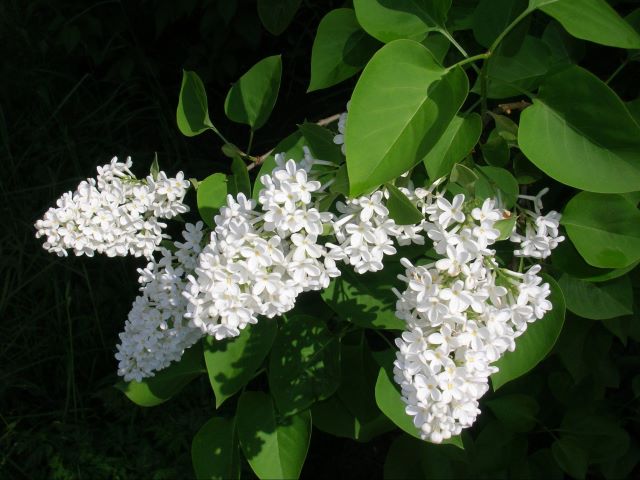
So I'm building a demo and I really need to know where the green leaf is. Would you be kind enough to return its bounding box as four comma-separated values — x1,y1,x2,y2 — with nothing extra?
312,334,393,441
495,215,517,240
191,417,240,480
224,55,282,130
562,191,640,268
150,153,160,180
297,123,344,165
535,0,640,49
558,274,633,320
353,0,451,43
257,0,301,35
551,437,588,480
423,113,481,179
236,391,311,480
375,360,421,439
472,0,528,48
481,36,553,99
177,70,213,137
268,314,340,415
346,39,468,196
480,130,509,168
492,275,565,389
474,165,519,208
518,66,640,193
197,173,228,228
116,343,205,407
485,394,540,432
551,240,639,282
204,319,277,408
386,184,423,225
308,8,380,92
385,434,466,479
229,156,251,197
321,264,406,330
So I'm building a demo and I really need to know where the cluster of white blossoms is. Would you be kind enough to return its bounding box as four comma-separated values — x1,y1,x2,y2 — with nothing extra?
115,222,205,382
326,186,426,274
183,152,341,340
510,188,564,259
392,191,553,443
34,156,189,258
332,102,349,155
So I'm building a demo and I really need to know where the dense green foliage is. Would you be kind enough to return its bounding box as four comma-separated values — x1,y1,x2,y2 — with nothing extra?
3,0,640,479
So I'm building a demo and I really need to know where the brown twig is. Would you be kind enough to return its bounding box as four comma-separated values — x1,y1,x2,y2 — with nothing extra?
246,112,342,171
497,100,531,115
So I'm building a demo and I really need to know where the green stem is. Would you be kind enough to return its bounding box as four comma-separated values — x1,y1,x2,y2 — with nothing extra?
479,8,533,118
247,129,255,155
454,53,490,69
606,59,629,85
210,125,231,145
440,29,469,58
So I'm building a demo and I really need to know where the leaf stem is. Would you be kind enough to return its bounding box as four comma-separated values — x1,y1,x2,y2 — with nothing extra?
247,129,255,155
606,59,630,85
454,53,490,68
210,125,231,145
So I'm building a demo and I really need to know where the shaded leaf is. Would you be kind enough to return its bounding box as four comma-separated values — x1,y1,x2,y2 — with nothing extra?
177,70,213,137
386,183,423,225
224,55,282,130
558,274,633,320
257,0,301,35
191,417,240,480
197,173,228,228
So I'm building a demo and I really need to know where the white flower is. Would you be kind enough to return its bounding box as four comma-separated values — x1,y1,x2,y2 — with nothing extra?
35,156,189,258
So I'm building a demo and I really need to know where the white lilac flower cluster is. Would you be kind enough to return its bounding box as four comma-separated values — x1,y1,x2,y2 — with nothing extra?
326,186,426,274
510,187,564,259
34,156,189,258
392,192,553,443
183,152,341,340
115,222,205,381
332,102,349,155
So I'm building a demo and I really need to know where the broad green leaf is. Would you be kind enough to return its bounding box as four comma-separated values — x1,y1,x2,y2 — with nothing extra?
224,55,282,130
346,39,468,196
308,8,380,92
562,191,640,268
423,113,481,179
177,70,213,137
628,97,640,125
492,275,565,389
386,184,423,225
450,163,479,193
495,215,517,240
518,66,640,193
353,0,451,43
236,391,311,480
535,0,640,49
551,240,639,283
480,130,509,168
551,437,588,479
472,0,528,48
558,274,633,320
197,173,228,227
229,156,251,197
257,0,301,35
474,165,519,208
297,123,344,165
268,314,340,415
116,343,205,407
421,32,450,63
252,131,305,202
489,112,519,145
481,36,553,99
191,417,240,480
321,264,405,330
203,319,277,408
375,364,421,439
485,394,540,432
312,334,393,441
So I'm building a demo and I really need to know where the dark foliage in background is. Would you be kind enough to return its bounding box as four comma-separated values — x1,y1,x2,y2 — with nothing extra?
1,0,639,478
